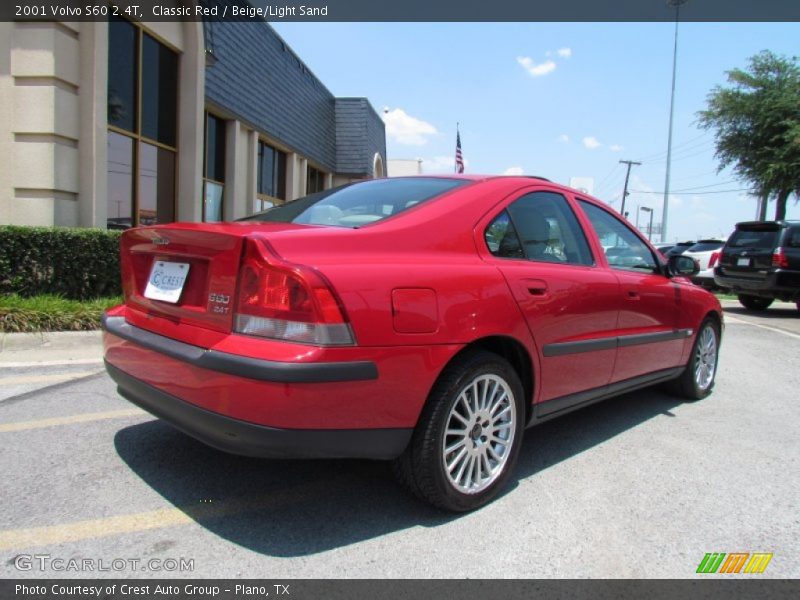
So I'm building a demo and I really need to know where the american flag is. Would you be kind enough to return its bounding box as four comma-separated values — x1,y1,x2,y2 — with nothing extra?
455,129,464,173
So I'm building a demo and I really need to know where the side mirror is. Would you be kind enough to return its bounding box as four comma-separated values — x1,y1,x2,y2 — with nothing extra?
668,254,699,277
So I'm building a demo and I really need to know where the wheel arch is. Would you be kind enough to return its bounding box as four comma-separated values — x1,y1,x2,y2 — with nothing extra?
436,335,535,426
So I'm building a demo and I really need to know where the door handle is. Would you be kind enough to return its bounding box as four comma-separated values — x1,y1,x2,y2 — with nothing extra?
627,290,640,300
518,279,548,298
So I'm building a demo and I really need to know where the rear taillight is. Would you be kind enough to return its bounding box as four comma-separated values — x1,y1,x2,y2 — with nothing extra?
708,251,720,269
234,239,354,346
772,248,789,268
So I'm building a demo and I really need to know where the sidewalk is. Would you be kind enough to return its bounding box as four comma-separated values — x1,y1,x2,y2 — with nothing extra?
0,330,103,366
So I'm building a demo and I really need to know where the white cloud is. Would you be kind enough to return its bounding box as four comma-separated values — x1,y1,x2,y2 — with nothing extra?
557,134,570,143
382,108,437,146
517,56,557,77
609,144,623,152
582,136,602,150
503,167,525,176
557,47,572,58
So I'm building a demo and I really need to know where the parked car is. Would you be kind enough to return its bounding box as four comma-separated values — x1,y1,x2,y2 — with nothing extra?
682,239,726,289
654,244,675,257
714,220,800,311
665,241,696,256
103,176,723,512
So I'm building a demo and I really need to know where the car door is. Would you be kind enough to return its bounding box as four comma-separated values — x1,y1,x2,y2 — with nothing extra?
576,200,688,382
480,188,621,404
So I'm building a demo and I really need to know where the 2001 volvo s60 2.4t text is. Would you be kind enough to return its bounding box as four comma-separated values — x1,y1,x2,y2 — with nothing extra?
103,175,722,511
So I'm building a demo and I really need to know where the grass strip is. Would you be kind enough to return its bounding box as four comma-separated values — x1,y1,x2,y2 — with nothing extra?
0,294,122,333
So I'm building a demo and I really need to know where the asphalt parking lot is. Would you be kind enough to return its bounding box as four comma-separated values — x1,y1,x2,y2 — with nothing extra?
1,302,798,579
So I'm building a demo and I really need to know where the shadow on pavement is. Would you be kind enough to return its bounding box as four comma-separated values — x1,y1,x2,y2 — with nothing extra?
114,386,683,557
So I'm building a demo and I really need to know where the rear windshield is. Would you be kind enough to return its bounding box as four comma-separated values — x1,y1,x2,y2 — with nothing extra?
241,177,469,228
727,229,778,249
687,241,724,252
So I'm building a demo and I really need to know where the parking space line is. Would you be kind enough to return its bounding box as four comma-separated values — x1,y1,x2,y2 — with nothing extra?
724,314,800,341
0,370,102,386
0,408,146,433
0,508,193,551
0,484,318,550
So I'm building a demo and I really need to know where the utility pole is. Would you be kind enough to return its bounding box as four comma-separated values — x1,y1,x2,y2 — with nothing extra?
662,0,688,242
619,159,641,219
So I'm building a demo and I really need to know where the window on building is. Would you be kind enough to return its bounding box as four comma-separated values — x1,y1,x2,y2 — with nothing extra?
106,16,178,229
203,113,226,222
256,141,287,212
306,165,325,195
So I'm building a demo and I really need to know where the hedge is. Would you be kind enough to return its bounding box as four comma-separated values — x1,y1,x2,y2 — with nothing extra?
0,226,122,300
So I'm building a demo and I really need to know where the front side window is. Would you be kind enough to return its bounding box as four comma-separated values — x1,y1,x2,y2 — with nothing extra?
106,16,178,229
488,191,593,265
579,201,658,272
243,177,468,228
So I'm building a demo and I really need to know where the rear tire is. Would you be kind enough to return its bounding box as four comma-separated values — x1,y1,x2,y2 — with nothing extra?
668,318,720,401
738,294,773,311
392,350,525,512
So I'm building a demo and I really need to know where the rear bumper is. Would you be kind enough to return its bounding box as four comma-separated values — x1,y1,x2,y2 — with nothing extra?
714,268,800,300
106,361,411,459
102,314,377,383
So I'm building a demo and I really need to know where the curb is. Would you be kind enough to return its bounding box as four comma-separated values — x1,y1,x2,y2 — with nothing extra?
0,330,103,366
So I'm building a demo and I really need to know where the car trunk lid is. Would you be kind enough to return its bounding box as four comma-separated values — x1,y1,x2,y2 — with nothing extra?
120,222,304,333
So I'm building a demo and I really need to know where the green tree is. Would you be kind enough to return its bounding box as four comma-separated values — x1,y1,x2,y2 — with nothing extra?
698,51,800,220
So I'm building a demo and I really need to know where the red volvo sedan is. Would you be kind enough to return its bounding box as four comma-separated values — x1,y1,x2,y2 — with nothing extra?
103,175,722,511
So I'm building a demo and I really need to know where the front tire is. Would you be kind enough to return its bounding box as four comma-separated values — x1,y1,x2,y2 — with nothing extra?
669,318,720,401
738,294,773,311
392,350,525,512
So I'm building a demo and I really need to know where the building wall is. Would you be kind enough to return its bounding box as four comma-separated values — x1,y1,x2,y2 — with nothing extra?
0,7,385,228
335,98,387,179
388,159,424,177
2,21,81,226
204,7,337,173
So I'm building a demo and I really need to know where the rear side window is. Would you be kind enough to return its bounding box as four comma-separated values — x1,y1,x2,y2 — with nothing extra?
785,228,800,248
242,177,469,228
486,191,593,265
727,229,778,249
485,211,524,259
579,201,658,272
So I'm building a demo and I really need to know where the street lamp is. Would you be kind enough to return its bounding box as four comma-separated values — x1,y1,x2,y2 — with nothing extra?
661,0,688,243
640,206,654,240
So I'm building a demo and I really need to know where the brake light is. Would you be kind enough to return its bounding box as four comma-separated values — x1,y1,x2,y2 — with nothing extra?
234,238,354,345
708,251,720,269
772,247,789,268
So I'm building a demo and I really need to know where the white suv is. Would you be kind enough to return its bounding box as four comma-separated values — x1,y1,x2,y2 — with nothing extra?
683,239,726,289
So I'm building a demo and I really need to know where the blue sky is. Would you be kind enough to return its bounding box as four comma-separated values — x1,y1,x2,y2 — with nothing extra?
273,22,799,242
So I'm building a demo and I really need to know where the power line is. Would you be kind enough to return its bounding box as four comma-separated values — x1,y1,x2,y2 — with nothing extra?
669,179,737,192
633,130,711,162
630,187,754,196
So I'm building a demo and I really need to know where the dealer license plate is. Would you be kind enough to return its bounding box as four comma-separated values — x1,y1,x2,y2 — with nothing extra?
737,258,750,267
144,261,190,303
